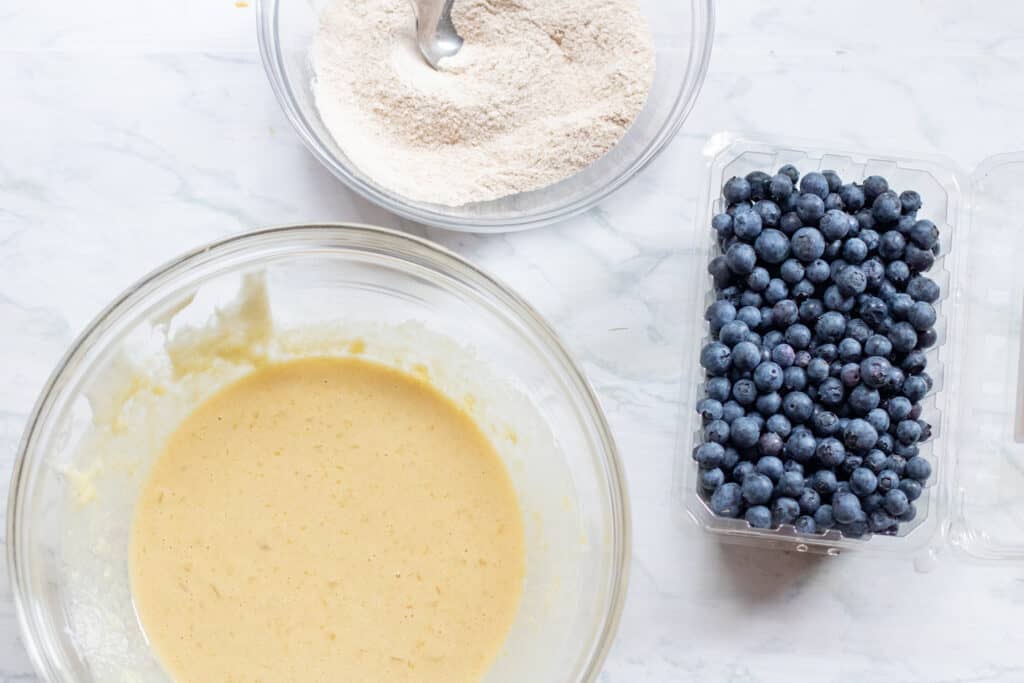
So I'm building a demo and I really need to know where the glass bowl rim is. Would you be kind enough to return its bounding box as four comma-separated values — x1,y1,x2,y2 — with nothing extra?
7,223,631,682
254,0,716,232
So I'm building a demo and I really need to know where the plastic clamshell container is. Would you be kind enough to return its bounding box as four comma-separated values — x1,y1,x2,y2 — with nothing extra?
676,134,1024,563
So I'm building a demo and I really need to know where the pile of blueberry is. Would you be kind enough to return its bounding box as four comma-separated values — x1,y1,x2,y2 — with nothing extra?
695,165,939,538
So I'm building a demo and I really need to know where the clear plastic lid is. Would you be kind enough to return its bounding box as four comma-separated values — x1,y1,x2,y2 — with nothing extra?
948,154,1024,561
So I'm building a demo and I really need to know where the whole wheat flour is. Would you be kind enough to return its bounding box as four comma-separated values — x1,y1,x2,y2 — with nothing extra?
311,0,655,207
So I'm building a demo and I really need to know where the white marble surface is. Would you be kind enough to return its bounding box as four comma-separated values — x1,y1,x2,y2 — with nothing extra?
4,1,1024,681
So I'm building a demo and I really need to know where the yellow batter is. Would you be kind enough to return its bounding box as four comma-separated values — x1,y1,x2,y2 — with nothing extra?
130,357,525,683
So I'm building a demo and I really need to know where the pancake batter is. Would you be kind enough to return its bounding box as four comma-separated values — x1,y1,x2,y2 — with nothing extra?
130,357,525,683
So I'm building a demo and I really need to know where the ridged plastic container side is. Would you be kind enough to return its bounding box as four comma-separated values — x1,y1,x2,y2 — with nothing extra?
675,136,959,557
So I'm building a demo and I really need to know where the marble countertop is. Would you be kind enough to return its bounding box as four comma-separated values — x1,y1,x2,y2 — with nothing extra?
4,1,1024,681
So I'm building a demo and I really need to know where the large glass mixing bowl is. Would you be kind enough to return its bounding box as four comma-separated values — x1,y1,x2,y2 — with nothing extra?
7,225,629,682
257,0,715,231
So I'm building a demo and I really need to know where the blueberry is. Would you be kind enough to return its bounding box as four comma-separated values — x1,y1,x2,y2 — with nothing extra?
788,515,815,535
833,492,863,525
756,392,782,417
866,408,890,433
896,419,923,445
796,487,821,515
724,242,756,275
773,261,802,287
755,434,781,459
744,171,771,200
905,456,932,482
718,320,750,347
865,449,887,473
796,194,826,224
908,302,937,331
907,276,940,303
877,469,900,492
741,305,765,329
905,244,935,272
883,488,910,517
896,213,917,235
721,447,741,471
721,403,743,428
723,176,752,203
859,356,892,389
765,278,790,305
888,294,914,321
841,237,868,264
752,456,785,485
770,170,796,199
697,398,724,422
872,191,902,223
732,460,755,484
886,260,910,286
876,432,895,455
710,482,743,517
838,183,866,211
732,379,758,406
779,366,806,393
815,437,846,467
813,504,835,530
920,372,934,391
779,211,803,235
899,478,923,502
859,229,880,252
868,510,897,533
700,342,732,376
772,300,799,328
894,443,919,459
844,418,878,453
823,285,855,313
847,468,878,498
701,467,726,491
888,322,918,353
876,280,898,302
705,300,737,332
712,212,733,237
909,219,939,249
740,291,764,308
695,441,725,468
862,175,889,203
834,265,867,297
807,357,830,383
785,324,813,350
817,377,845,407
768,342,793,367
782,391,815,423
733,210,764,241
918,328,938,349
848,385,880,414
900,190,923,214
824,193,845,212
730,416,760,449
772,496,801,525
706,376,731,403
778,164,800,184
704,419,731,444
897,504,917,523
819,209,850,241
791,227,827,262
878,231,906,261
745,505,773,528
811,410,841,437
763,330,784,348
814,344,839,362
784,459,804,475
839,362,861,388
731,341,761,372
800,172,830,199
785,430,817,462
763,415,791,439
884,454,907,477
742,472,774,505
855,208,876,232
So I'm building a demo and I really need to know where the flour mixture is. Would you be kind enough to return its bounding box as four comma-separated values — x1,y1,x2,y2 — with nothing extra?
311,0,655,206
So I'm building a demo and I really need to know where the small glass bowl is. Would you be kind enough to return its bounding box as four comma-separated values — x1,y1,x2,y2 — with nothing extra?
256,0,714,231
7,224,629,681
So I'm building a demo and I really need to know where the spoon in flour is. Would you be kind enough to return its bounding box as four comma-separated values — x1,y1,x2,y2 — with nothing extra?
410,0,462,69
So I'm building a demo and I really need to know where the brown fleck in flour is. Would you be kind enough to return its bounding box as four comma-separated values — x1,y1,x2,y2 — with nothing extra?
311,0,655,207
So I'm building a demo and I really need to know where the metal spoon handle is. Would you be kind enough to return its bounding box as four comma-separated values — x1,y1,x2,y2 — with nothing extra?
410,0,463,69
